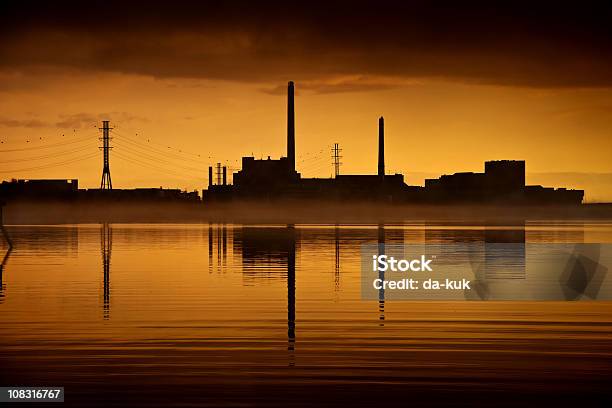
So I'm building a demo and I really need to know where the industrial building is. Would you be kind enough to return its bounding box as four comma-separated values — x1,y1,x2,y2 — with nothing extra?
0,81,584,206
0,179,199,202
203,81,584,205
204,81,415,202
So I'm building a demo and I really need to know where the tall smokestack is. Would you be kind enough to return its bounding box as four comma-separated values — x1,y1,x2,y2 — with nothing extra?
287,81,295,171
222,166,227,185
208,166,213,187
378,116,385,177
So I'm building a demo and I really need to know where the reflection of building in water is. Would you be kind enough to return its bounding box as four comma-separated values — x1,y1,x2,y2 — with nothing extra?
423,222,526,287
0,203,12,303
207,224,229,273
484,225,526,280
234,227,299,282
233,226,297,352
374,225,406,324
0,246,11,304
208,223,213,271
525,223,585,243
101,223,112,319
5,226,78,256
0,178,199,202
424,226,487,244
222,225,227,268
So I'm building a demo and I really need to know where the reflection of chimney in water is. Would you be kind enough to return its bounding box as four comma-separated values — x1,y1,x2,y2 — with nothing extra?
208,223,213,271
222,224,227,267
378,117,385,177
217,225,222,268
377,224,385,324
287,225,296,353
287,81,295,172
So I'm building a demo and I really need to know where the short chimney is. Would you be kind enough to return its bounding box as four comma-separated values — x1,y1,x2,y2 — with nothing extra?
378,116,385,177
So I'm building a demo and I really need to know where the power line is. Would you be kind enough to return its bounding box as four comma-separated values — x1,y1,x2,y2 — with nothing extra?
1,143,97,163
112,150,205,181
298,155,328,172
0,134,95,153
112,130,207,165
111,139,208,173
115,125,206,160
113,134,210,167
0,152,99,173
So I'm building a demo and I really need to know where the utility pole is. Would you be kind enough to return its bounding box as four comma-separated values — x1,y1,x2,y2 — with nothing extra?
99,120,113,190
331,143,342,177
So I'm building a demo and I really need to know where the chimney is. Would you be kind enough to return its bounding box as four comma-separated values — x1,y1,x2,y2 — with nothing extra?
378,116,385,177
208,166,213,187
222,166,227,185
287,81,295,171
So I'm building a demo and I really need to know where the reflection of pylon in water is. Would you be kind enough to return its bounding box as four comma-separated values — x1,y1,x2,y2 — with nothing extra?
334,225,340,294
101,223,112,319
0,203,12,303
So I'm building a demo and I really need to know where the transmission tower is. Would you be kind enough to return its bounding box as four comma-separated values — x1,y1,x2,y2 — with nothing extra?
99,120,113,189
331,143,342,177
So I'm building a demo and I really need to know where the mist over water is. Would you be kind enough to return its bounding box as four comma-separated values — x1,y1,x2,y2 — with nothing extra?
4,201,612,224
1,222,612,406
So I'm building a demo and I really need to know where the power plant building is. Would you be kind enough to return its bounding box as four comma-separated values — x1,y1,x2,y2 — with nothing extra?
0,81,584,207
203,81,584,205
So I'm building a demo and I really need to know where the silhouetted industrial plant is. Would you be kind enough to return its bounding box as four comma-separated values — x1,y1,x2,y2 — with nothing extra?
203,81,583,205
0,81,584,206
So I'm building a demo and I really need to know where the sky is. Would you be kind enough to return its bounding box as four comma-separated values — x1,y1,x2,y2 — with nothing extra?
1,0,612,201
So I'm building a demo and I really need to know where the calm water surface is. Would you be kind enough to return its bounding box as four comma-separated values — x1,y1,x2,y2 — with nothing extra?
1,222,612,407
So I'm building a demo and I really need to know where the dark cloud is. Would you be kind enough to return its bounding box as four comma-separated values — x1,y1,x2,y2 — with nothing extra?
260,76,407,95
0,112,147,129
54,113,102,130
1,0,612,90
55,112,148,129
0,118,47,128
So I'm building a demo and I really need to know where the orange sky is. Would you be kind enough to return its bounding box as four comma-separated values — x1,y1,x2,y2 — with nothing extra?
1,73,612,200
1,1,612,201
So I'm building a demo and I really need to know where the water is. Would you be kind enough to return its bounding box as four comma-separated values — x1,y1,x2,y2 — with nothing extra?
1,222,612,407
